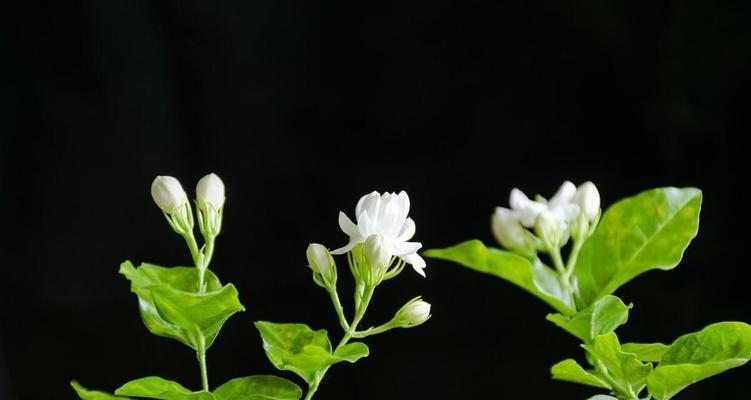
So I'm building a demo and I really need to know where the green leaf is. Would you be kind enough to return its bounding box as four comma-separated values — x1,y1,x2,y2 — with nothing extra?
573,187,702,307
647,322,751,400
551,359,611,389
120,261,245,350
115,377,213,400
423,240,575,315
584,333,652,393
254,321,334,383
621,343,668,362
331,342,369,363
71,381,132,400
213,376,303,400
546,295,630,343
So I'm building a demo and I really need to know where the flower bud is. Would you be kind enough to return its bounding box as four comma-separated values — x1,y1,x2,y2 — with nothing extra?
306,243,336,285
151,176,187,213
196,173,226,211
394,297,431,328
364,234,391,271
491,207,528,252
535,209,562,249
575,181,600,221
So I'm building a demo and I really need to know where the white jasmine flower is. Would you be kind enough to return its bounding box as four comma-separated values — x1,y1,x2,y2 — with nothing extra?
196,173,226,211
574,181,600,221
332,191,426,277
491,207,529,251
306,243,334,277
510,181,580,229
395,297,432,327
364,234,391,271
151,176,187,213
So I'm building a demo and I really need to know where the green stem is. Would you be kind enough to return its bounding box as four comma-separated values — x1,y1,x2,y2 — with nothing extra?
564,237,584,281
549,247,575,306
304,285,375,400
197,335,209,392
593,358,637,400
328,287,350,332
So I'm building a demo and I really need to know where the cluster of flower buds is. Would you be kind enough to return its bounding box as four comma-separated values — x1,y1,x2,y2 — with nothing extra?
151,173,226,238
492,181,600,253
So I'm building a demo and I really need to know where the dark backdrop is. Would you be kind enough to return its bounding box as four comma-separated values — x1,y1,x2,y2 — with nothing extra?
3,1,751,399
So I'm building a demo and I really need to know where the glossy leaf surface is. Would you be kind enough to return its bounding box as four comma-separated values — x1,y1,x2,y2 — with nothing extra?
647,322,751,400
546,295,630,343
120,261,244,350
584,333,652,393
213,376,302,400
115,377,213,400
424,240,574,315
254,321,369,383
573,187,702,307
71,381,131,400
621,343,668,362
551,359,610,389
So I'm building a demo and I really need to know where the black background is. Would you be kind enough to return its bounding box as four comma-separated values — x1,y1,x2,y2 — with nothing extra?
3,1,751,399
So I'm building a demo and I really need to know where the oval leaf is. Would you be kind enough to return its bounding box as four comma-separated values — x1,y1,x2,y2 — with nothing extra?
573,187,702,307
551,359,611,389
213,376,302,400
647,322,751,400
71,381,132,400
254,321,333,383
424,240,575,315
332,342,369,364
621,343,668,363
120,261,244,350
583,332,652,393
546,295,630,343
115,377,214,400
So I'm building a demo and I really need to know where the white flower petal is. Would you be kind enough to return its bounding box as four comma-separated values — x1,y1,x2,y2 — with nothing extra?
397,217,416,241
549,181,576,207
357,211,375,237
331,240,357,255
401,253,426,277
509,188,530,210
391,241,422,256
552,203,580,222
376,194,403,237
517,201,546,227
338,211,361,238
397,191,411,221
356,192,380,220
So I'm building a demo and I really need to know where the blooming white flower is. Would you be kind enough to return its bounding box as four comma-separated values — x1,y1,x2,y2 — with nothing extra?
196,173,225,211
151,176,187,213
509,181,580,229
574,181,600,221
364,234,391,271
491,207,528,251
333,191,426,276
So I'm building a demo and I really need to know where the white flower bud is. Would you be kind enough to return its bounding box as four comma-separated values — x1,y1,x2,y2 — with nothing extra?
306,243,335,280
491,208,528,251
364,234,391,271
151,176,187,213
196,173,225,211
535,209,562,249
575,181,600,221
395,297,432,328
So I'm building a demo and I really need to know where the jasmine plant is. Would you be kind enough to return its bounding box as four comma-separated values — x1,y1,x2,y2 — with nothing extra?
71,173,303,399
425,181,751,400
70,181,431,400
254,191,431,400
